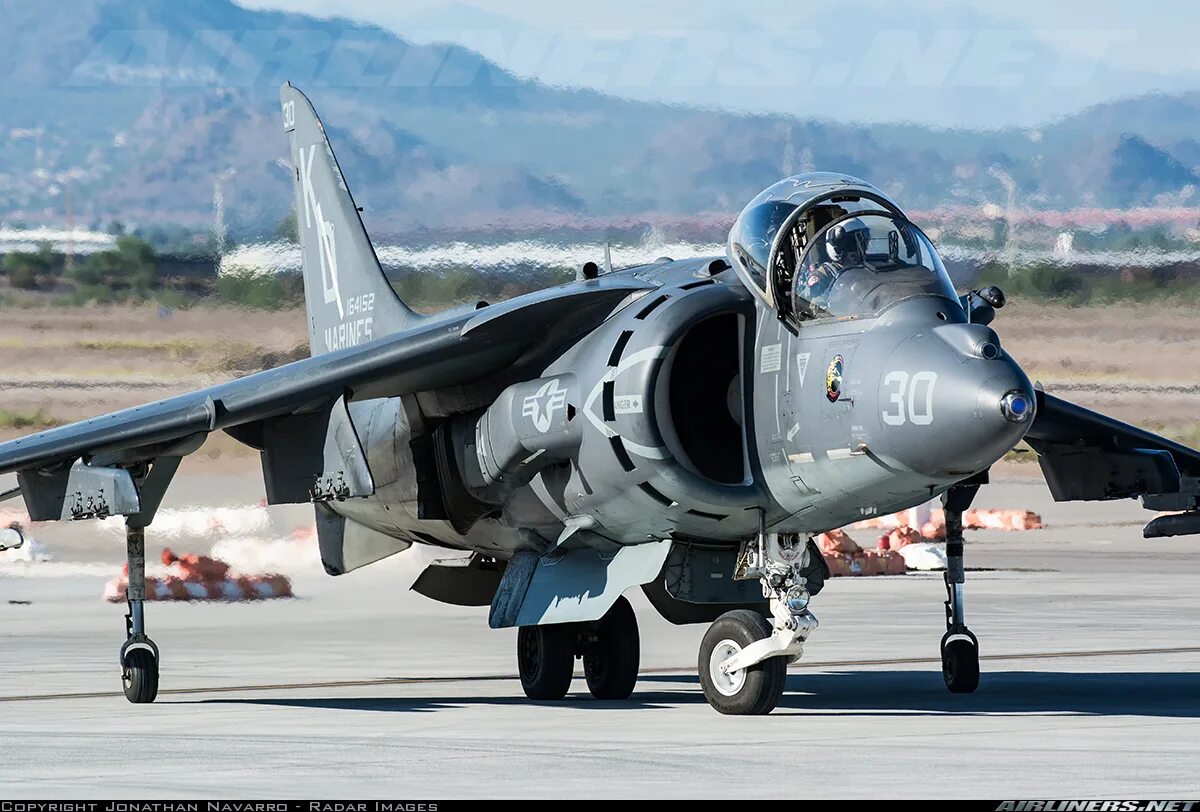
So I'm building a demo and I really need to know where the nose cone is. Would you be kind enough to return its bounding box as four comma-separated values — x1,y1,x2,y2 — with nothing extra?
874,323,1034,480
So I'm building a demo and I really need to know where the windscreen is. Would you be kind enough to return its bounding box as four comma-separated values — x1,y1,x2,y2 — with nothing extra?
727,199,801,293
788,213,957,322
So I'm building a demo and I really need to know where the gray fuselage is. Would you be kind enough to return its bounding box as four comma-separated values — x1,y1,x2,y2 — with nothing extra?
329,256,1033,560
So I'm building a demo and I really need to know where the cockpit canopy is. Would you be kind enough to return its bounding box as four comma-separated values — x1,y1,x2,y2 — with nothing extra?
727,173,958,324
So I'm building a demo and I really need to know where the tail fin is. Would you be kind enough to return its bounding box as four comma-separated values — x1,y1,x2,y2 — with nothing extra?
280,82,420,355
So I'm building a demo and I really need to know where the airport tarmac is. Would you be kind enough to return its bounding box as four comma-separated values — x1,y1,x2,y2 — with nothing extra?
1,475,1199,798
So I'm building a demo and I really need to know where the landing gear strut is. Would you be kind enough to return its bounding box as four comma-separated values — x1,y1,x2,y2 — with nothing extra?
698,523,818,715
120,521,159,703
517,595,640,701
941,483,980,694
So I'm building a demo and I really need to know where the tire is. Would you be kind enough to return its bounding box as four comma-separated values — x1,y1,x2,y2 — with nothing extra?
942,638,980,693
121,647,159,704
698,609,786,715
583,596,639,700
517,623,575,700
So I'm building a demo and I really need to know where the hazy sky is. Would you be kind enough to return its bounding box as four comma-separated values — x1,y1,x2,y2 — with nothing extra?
240,0,1200,127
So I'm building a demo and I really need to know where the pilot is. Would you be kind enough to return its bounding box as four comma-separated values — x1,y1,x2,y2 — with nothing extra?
803,217,870,301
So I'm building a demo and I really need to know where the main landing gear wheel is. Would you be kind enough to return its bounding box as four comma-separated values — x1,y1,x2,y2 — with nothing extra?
121,647,159,704
698,609,786,716
941,634,980,694
517,623,575,700
582,595,639,700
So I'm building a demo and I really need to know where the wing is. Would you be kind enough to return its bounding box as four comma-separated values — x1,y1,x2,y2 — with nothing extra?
1024,390,1200,536
0,277,651,519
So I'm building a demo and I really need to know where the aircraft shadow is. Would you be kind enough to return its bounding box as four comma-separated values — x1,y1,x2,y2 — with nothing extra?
192,693,692,713
656,670,1200,718
190,669,1200,717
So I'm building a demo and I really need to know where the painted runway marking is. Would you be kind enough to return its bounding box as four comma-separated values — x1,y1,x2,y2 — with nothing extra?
4,646,1199,703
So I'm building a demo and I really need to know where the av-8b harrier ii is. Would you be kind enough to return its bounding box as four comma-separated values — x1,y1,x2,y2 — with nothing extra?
2,84,1198,714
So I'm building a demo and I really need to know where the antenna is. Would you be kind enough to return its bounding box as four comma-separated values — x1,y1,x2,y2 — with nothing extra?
603,242,612,275
65,184,73,273
213,168,237,257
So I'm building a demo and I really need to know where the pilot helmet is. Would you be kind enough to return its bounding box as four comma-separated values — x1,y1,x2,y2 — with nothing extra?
825,217,870,263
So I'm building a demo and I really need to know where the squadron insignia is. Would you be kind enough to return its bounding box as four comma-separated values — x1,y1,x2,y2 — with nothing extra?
826,355,844,403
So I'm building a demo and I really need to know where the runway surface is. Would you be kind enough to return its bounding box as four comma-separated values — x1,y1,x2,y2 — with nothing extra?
2,477,1199,798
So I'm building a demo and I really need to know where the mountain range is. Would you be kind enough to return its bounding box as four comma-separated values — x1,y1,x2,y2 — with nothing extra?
2,0,1200,238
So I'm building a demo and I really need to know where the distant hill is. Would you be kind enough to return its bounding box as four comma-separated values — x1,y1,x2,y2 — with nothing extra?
2,0,1200,236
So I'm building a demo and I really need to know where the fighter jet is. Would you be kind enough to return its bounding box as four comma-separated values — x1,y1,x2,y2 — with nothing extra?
2,84,1198,715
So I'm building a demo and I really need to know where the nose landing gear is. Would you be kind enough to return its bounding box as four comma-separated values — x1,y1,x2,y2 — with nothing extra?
698,527,819,715
698,609,787,715
941,482,981,694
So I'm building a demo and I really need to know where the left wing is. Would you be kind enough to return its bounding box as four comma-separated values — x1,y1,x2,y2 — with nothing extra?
1024,390,1200,536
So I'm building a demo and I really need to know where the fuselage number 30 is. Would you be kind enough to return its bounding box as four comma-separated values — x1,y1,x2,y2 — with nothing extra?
881,371,937,426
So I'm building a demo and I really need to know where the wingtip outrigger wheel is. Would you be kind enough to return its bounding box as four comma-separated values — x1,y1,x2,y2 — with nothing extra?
940,482,982,694
120,522,159,704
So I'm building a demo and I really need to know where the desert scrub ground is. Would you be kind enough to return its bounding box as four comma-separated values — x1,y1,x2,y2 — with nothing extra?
997,299,1200,384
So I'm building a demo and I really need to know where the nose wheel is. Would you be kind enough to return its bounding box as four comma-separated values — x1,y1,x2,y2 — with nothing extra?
698,610,786,715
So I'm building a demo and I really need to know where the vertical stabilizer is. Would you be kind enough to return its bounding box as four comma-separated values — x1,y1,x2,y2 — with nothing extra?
280,82,420,355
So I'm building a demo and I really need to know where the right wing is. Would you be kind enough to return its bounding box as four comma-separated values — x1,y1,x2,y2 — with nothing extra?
0,275,652,519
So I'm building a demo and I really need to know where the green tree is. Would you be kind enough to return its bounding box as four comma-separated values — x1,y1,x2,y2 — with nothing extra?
217,271,304,309
2,241,58,289
4,258,37,289
274,208,299,243
74,236,158,296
